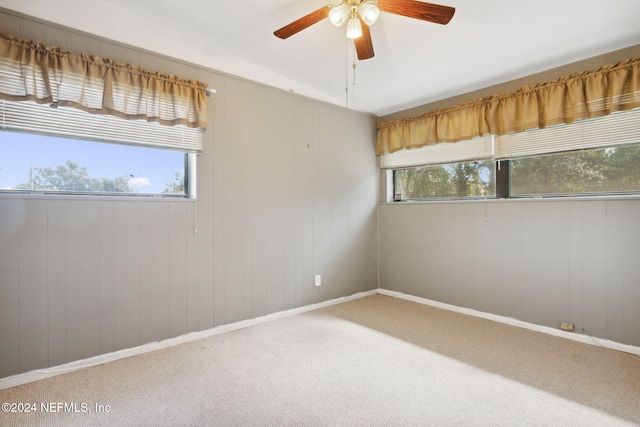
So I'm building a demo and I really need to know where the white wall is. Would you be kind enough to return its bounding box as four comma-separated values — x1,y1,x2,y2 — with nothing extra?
379,199,640,347
0,11,379,378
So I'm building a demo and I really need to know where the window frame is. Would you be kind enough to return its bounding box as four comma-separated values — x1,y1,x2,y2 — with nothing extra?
392,160,497,201
0,100,200,199
390,147,640,202
0,133,197,198
503,145,640,199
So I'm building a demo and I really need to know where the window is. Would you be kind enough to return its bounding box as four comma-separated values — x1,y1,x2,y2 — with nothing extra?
0,33,208,198
394,161,495,200
0,131,190,196
510,144,640,196
382,134,496,201
386,108,640,201
500,107,640,197
0,99,200,197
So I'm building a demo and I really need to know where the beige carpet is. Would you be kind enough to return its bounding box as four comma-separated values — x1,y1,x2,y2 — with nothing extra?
1,294,639,426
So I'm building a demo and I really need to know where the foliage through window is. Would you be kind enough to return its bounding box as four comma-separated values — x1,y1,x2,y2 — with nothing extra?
391,144,640,200
511,144,640,196
394,160,495,200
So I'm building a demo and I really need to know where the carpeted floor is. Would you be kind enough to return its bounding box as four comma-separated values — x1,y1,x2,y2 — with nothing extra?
1,294,639,426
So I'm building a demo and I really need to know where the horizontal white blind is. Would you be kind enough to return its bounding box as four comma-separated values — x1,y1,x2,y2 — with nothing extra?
0,99,203,152
495,107,640,160
379,135,493,169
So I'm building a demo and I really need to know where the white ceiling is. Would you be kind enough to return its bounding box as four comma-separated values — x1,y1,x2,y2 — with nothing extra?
2,0,640,116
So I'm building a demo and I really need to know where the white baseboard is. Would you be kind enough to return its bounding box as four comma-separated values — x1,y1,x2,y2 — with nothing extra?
378,288,640,357
0,289,378,390
3,287,637,390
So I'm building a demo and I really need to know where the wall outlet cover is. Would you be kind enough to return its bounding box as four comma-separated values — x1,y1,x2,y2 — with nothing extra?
560,322,575,332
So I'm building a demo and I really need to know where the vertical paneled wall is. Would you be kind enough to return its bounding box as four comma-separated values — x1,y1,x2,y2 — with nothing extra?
0,11,379,378
379,199,640,347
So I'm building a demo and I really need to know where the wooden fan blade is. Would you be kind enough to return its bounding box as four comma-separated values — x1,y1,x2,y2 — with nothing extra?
274,6,331,39
354,20,374,60
378,0,455,25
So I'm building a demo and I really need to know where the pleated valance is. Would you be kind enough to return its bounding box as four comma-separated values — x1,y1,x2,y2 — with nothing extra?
0,33,208,129
376,58,640,155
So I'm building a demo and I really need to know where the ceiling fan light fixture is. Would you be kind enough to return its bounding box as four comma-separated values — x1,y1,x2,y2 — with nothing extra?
346,16,363,39
329,4,349,27
358,2,379,26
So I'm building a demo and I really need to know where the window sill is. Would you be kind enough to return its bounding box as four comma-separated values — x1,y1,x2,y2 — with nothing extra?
380,193,640,205
0,192,196,203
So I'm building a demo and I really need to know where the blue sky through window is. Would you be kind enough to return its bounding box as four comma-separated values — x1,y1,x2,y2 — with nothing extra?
0,131,185,194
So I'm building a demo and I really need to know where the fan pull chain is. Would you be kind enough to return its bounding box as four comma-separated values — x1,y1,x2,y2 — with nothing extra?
345,40,358,109
352,46,357,106
345,38,349,109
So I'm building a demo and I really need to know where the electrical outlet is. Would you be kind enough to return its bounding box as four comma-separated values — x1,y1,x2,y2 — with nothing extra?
314,275,321,287
560,322,574,332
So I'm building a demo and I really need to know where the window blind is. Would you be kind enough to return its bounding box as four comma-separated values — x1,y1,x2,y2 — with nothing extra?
1,99,203,153
494,107,640,160
379,134,493,170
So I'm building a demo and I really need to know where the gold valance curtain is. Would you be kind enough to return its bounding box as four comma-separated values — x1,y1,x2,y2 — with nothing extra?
0,33,208,129
376,58,640,155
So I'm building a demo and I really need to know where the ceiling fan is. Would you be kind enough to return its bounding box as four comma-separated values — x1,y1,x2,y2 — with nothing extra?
274,0,455,60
